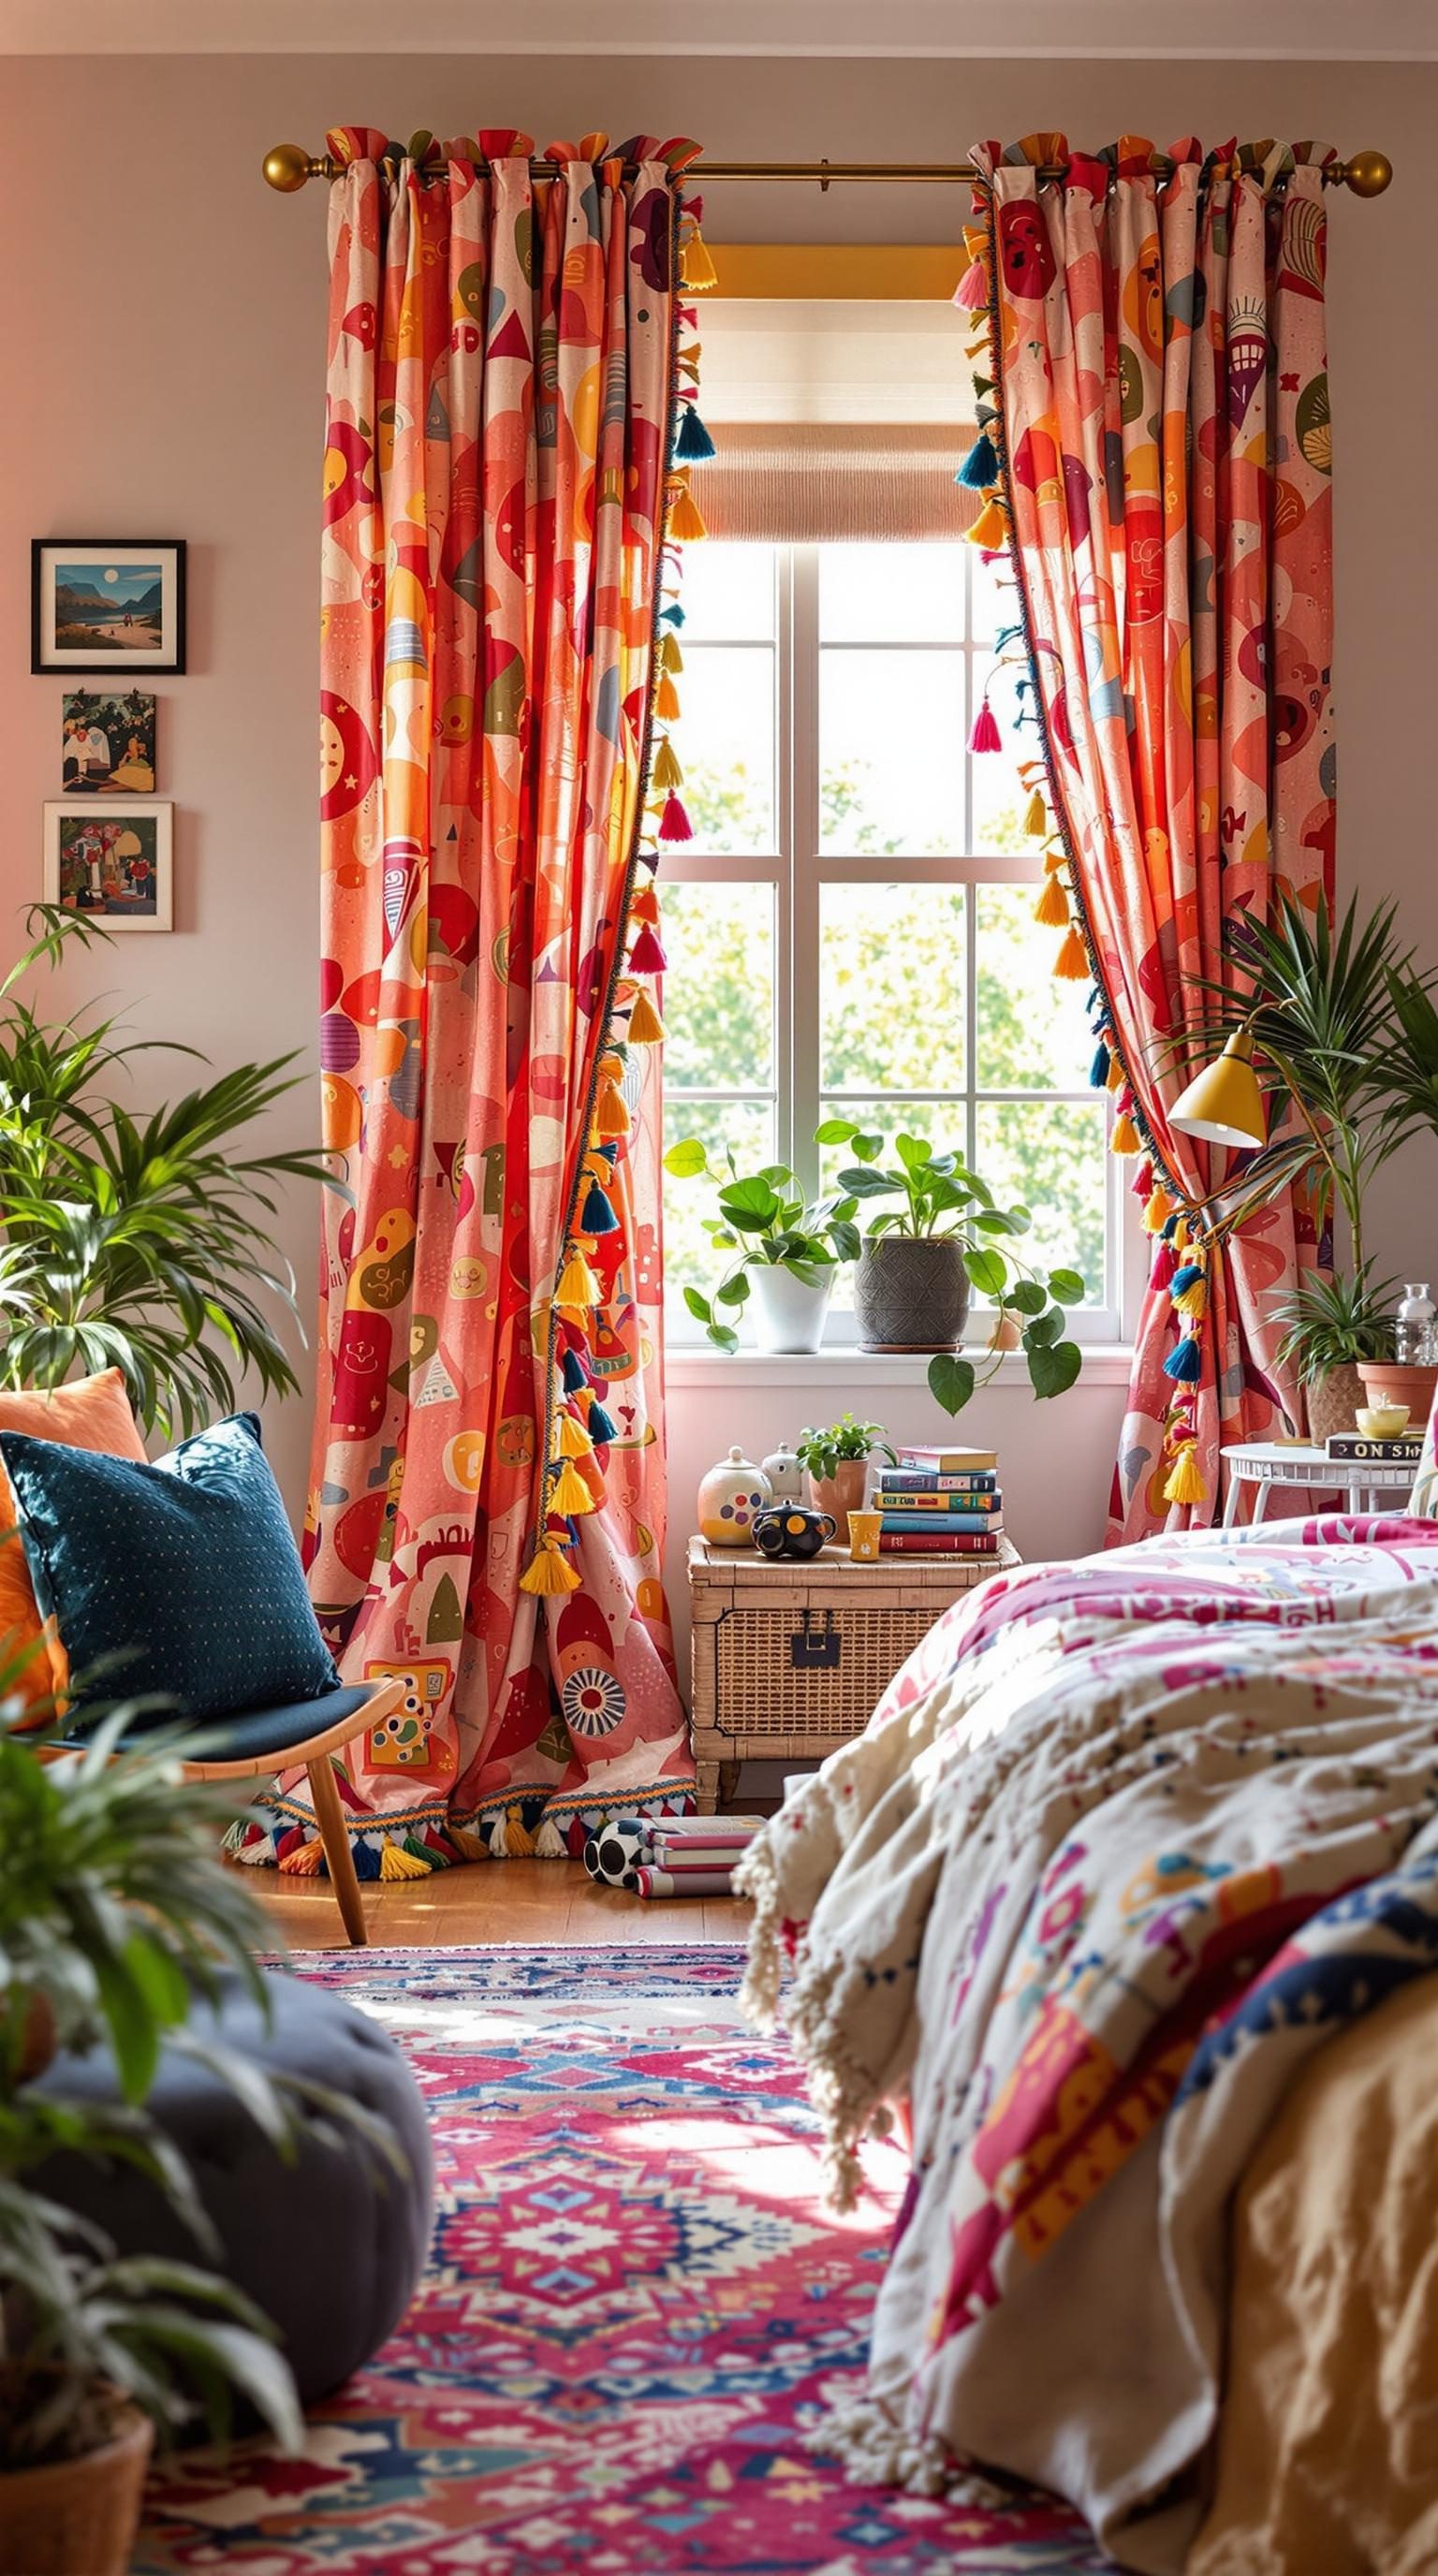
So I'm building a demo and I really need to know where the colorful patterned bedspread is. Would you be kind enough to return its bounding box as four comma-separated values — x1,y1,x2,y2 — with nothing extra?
737,1516,1438,2573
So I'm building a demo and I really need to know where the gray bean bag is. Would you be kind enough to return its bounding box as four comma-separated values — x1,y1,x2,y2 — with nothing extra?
32,1969,433,2405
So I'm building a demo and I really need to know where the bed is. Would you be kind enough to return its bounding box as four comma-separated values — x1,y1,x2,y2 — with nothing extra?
737,1511,1438,2573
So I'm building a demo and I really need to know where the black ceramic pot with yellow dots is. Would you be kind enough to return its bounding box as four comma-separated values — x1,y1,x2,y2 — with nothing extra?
753,1504,837,1560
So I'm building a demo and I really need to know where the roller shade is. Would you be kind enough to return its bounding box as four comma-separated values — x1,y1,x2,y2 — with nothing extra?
695,421,980,543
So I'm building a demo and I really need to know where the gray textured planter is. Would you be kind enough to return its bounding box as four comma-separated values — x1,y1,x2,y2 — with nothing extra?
855,1237,971,1354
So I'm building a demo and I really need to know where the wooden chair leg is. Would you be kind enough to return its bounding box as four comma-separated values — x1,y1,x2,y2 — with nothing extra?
306,1752,368,1948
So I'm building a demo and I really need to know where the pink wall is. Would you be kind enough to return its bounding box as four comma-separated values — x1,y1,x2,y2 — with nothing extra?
4,51,1434,1661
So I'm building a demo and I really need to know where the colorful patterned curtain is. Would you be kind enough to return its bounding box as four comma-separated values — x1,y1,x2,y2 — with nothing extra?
233,127,716,1880
960,136,1336,1540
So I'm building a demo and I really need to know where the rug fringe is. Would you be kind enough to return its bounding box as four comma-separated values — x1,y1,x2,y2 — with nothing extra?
804,2393,1013,2508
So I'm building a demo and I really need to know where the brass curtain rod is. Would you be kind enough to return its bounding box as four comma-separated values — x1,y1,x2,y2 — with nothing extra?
263,144,1394,198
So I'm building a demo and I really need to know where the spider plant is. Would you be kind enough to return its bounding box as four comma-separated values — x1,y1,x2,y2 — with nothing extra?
1268,1265,1399,1389
0,906,343,1437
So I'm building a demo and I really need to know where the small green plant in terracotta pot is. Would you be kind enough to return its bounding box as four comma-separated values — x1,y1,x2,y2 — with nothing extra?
795,1414,896,1540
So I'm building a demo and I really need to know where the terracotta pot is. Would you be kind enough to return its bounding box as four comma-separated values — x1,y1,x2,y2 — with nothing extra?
1304,1363,1365,1446
0,2402,153,2576
808,1457,869,1543
1357,1359,1438,1427
855,1237,971,1354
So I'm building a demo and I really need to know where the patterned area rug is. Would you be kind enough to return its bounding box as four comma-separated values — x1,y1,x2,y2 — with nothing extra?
137,1945,1106,2574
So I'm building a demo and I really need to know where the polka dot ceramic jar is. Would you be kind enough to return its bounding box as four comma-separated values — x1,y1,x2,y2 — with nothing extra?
697,1446,772,1547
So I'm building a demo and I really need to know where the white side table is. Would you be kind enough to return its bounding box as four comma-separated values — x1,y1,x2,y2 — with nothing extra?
1220,1441,1416,1528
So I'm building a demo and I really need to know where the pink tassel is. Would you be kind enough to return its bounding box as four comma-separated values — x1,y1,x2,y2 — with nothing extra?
969,702,1002,754
657,792,693,842
628,922,668,975
1131,1159,1153,1201
954,261,990,311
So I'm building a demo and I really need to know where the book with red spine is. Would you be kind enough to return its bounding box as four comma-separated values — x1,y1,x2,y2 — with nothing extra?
877,1530,1004,1555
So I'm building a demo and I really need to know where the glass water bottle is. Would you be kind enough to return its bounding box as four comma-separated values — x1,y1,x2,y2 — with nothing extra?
1395,1283,1438,1367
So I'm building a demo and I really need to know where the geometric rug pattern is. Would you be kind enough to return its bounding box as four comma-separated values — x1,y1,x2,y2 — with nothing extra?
136,1945,1107,2573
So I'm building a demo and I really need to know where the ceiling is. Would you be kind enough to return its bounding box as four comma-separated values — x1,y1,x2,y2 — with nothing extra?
3,0,1435,53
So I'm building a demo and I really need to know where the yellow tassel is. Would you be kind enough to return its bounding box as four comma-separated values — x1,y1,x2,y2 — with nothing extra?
449,1825,490,1860
1023,788,1048,838
681,230,718,291
1054,926,1089,980
1110,1109,1140,1155
1164,1445,1210,1507
1143,1185,1174,1234
660,630,683,675
1173,1278,1208,1320
550,1458,597,1517
965,496,1008,549
652,737,683,792
556,1245,602,1307
1033,874,1070,930
501,1802,538,1856
1106,1053,1125,1093
594,1079,631,1141
379,1840,432,1882
520,1537,582,1597
553,1411,594,1458
1042,842,1067,874
668,481,708,542
626,987,666,1045
279,1835,324,1877
1173,1216,1191,1253
654,672,681,723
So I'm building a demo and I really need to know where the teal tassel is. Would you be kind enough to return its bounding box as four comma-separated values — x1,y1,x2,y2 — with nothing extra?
660,604,685,628
581,1177,620,1236
561,1348,590,1395
586,1401,617,1445
675,406,716,461
1161,1212,1180,1241
1089,1040,1110,1088
958,429,1001,490
1169,1263,1205,1299
1163,1333,1204,1384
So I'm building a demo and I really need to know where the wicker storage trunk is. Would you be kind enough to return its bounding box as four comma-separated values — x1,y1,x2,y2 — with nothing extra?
687,1533,1020,1812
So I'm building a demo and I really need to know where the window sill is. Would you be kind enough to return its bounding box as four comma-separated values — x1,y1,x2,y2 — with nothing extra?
666,1345,1136,1390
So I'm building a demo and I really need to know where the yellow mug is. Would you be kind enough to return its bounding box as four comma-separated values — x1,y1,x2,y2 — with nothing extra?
848,1508,883,1563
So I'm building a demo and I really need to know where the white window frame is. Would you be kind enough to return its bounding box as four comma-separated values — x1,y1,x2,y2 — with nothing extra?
661,540,1139,1349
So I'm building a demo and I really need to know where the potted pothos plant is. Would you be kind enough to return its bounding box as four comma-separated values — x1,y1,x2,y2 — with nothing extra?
818,1120,1086,1413
0,1676,399,2574
663,1139,860,1354
795,1414,896,1541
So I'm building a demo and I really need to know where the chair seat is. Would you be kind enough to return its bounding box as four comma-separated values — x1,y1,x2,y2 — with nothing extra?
66,1681,374,1766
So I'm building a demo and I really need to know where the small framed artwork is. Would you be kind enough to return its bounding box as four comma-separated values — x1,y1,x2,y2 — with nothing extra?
62,691,157,795
44,800,173,930
32,540,186,674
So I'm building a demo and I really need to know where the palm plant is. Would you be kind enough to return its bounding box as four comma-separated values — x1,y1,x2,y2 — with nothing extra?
0,907,340,1436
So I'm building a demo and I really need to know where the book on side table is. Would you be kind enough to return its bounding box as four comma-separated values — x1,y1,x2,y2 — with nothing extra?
873,1447,1005,1559
1325,1434,1423,1464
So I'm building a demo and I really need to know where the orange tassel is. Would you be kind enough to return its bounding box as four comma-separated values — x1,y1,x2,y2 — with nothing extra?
965,496,1008,549
594,1079,631,1140
1053,926,1089,980
654,672,681,723
668,480,708,542
626,987,666,1045
1033,874,1070,930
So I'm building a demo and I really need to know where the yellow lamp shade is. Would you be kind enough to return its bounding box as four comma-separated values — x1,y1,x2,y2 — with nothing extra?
1169,1029,1268,1150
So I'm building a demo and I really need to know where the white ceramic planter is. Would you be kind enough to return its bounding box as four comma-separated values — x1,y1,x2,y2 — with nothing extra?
748,1263,835,1354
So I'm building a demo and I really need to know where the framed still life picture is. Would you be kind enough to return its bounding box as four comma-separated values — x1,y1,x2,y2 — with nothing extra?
44,800,173,930
62,691,156,795
32,540,186,675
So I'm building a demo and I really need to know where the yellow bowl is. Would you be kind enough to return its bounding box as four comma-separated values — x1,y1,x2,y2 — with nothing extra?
1356,1404,1410,1439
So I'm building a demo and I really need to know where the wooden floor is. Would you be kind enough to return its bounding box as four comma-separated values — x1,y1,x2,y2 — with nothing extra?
238,1855,752,1953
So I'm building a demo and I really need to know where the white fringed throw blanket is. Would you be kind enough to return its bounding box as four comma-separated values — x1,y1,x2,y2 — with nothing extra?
737,1518,1438,2572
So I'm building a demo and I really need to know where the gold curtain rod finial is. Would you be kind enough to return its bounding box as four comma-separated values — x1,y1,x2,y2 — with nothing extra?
263,142,313,193
1343,148,1392,198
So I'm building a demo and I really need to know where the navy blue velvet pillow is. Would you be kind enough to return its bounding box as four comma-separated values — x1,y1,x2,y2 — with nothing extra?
0,1412,340,1721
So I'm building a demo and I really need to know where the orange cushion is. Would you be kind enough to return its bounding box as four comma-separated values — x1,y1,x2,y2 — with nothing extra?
0,1371,147,1722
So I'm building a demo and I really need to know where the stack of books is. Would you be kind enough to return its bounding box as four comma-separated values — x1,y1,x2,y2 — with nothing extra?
873,1445,1005,1560
634,1813,763,1899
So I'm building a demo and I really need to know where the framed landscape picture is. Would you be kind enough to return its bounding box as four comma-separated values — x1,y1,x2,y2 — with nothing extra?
44,800,173,930
32,540,186,674
62,690,157,795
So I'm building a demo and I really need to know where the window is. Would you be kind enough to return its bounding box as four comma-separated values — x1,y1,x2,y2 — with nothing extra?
660,539,1124,1342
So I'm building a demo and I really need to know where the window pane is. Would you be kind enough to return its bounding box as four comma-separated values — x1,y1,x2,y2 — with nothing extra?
976,885,1093,1091
663,1096,775,1315
820,542,965,642
816,1099,963,1310
975,1100,1108,1305
662,884,774,1090
820,649,964,855
677,645,775,854
969,549,1014,648
680,541,776,641
969,655,1032,854
820,884,965,1090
